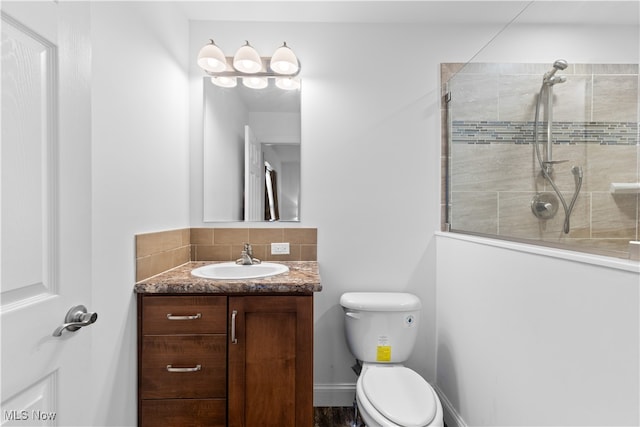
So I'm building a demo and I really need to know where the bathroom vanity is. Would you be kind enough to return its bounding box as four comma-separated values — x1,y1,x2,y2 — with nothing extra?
134,261,321,427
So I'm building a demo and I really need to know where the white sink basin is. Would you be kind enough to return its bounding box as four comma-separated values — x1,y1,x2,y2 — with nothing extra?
191,262,289,280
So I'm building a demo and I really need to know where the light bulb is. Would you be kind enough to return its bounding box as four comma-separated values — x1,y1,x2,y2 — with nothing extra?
242,77,268,89
197,40,227,73
270,42,299,75
210,76,237,88
275,77,300,90
233,41,262,73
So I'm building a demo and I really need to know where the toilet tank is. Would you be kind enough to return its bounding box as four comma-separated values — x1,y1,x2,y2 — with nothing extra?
340,292,421,363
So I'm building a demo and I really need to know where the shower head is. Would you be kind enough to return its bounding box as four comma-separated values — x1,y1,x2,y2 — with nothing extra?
553,59,568,70
544,59,569,84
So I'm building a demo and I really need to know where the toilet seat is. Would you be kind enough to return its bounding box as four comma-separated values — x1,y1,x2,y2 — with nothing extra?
360,365,437,426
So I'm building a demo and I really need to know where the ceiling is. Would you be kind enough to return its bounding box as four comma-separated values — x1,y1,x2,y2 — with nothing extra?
177,1,639,25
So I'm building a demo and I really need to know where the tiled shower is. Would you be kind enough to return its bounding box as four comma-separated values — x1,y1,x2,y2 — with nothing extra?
442,62,640,259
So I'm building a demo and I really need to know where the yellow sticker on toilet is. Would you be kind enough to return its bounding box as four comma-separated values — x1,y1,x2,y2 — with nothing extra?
376,345,391,362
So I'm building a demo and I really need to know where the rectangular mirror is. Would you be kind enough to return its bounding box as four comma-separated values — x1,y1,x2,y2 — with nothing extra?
203,78,301,222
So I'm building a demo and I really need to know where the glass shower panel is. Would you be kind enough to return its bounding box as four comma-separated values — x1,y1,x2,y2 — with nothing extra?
444,62,639,258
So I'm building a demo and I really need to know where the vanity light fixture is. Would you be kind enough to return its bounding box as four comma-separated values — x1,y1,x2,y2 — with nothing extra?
233,41,262,73
197,39,300,89
197,40,227,73
270,42,299,75
275,76,301,91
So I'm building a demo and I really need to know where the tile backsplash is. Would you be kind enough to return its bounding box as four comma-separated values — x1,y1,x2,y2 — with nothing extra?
135,227,317,282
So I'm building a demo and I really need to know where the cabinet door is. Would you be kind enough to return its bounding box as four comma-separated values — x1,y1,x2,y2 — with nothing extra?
228,296,313,427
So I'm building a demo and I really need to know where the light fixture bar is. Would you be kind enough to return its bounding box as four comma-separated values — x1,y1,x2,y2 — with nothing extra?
204,57,301,79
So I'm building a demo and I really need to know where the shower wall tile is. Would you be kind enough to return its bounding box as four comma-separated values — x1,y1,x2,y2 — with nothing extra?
441,63,466,85
592,192,638,239
454,63,502,75
451,121,637,146
585,145,638,192
497,75,540,121
451,144,537,192
448,74,499,121
496,192,540,238
637,196,640,241
450,191,498,235
497,63,551,75
442,62,639,258
550,75,592,122
591,64,639,75
592,75,639,122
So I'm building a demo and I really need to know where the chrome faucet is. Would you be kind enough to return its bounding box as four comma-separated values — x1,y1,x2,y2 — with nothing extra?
236,243,261,265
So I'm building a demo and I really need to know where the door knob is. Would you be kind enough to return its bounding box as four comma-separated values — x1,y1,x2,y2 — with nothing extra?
52,305,98,337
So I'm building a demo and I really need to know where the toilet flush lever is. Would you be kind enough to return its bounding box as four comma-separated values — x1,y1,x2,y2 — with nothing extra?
52,305,98,337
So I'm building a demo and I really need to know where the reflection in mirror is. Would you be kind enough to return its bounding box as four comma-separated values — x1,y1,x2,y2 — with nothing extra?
203,78,301,222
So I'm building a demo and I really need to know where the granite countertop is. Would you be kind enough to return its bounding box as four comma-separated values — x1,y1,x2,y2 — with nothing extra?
134,261,321,294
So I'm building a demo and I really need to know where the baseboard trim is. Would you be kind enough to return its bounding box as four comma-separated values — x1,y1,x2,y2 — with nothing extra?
433,384,467,427
314,383,356,407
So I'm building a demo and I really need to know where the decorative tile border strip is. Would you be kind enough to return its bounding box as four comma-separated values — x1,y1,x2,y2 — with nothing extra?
452,121,639,145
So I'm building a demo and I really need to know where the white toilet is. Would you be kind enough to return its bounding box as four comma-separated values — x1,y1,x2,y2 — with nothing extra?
340,292,443,427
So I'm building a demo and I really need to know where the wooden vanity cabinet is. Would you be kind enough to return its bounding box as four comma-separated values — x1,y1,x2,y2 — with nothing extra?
228,296,314,427
138,294,314,427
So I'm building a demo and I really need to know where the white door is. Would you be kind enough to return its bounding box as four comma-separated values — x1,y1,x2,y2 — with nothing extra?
244,125,264,221
1,2,93,426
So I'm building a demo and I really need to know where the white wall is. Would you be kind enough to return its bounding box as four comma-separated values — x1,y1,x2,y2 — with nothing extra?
83,2,639,424
436,234,639,426
190,17,639,410
189,20,504,405
90,3,190,425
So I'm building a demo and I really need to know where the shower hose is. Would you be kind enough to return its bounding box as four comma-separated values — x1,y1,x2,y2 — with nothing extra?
533,84,583,234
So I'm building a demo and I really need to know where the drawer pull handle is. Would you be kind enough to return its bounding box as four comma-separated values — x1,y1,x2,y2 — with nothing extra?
231,310,238,344
166,313,202,321
166,364,202,373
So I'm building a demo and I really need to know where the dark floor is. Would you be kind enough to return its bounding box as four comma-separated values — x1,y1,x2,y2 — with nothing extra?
314,407,365,427
314,406,447,427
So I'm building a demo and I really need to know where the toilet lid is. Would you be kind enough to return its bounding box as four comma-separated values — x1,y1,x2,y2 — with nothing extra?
362,366,436,427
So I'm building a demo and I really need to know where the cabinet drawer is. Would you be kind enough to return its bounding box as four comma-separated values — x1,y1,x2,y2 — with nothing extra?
141,335,226,399
140,398,225,427
142,295,226,335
